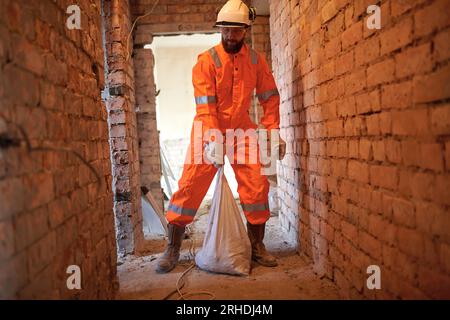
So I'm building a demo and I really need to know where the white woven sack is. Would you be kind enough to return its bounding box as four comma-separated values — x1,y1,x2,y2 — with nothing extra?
195,167,251,276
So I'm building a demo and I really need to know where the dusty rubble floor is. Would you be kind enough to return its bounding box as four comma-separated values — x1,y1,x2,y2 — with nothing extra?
117,199,340,300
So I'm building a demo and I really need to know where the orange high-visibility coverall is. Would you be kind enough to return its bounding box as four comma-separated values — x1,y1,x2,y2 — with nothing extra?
166,42,280,227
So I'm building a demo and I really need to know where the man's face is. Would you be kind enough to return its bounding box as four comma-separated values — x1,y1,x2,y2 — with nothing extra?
220,27,247,54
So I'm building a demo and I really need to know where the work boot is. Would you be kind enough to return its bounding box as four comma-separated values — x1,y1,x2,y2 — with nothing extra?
247,222,278,267
156,224,185,273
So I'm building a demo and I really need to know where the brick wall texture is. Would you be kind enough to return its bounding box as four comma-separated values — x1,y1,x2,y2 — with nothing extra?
250,15,273,125
104,0,145,256
131,0,226,34
1,0,449,301
134,39,165,213
0,0,117,298
162,138,191,185
270,0,450,299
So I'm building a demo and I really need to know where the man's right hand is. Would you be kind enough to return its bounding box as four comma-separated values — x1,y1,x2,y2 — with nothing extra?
204,141,223,168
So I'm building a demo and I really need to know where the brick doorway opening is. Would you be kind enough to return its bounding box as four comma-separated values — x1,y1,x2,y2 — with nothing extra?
147,33,222,206
121,0,280,261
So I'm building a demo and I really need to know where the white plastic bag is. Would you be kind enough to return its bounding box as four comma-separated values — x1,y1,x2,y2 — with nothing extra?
195,167,251,276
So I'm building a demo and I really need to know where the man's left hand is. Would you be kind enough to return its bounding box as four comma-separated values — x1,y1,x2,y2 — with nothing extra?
278,137,286,160
265,132,286,161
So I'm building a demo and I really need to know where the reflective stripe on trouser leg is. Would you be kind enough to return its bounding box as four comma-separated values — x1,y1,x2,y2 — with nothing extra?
241,203,270,212
241,202,270,225
166,144,218,226
195,95,216,105
230,138,270,225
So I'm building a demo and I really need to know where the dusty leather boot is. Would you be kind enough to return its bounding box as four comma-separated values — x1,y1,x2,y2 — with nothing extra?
156,224,185,273
247,222,278,267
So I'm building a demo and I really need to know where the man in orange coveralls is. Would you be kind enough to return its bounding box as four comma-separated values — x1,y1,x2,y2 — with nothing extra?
157,0,286,273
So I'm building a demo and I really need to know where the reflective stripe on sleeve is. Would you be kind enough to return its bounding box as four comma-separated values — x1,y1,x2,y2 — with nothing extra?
195,95,217,105
256,89,279,102
208,47,222,68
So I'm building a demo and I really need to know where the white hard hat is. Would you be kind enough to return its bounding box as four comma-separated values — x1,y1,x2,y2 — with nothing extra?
215,0,256,28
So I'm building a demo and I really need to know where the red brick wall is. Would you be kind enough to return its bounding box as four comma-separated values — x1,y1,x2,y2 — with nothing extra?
271,0,450,299
252,16,272,69
131,0,225,33
0,0,117,298
104,0,145,255
250,15,272,125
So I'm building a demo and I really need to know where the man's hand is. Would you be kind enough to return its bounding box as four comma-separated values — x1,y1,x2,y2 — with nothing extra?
266,132,286,161
277,136,286,160
204,141,223,168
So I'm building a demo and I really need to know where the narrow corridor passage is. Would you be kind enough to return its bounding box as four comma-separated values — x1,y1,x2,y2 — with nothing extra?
1,0,449,300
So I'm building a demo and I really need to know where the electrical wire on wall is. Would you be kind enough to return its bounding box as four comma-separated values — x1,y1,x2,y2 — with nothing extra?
126,0,160,61
0,117,102,190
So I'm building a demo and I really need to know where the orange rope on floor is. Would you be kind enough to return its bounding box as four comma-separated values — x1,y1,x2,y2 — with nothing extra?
162,225,216,300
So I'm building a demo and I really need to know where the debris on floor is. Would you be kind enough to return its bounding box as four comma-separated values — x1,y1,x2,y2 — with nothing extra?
117,201,340,300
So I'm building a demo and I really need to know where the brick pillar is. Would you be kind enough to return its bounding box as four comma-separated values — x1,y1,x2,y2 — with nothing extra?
133,32,164,213
104,0,144,256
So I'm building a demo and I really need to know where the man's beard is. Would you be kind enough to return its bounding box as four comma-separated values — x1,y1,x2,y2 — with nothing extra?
222,36,245,54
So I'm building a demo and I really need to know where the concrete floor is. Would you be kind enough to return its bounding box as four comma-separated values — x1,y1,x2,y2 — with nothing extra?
117,200,340,300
